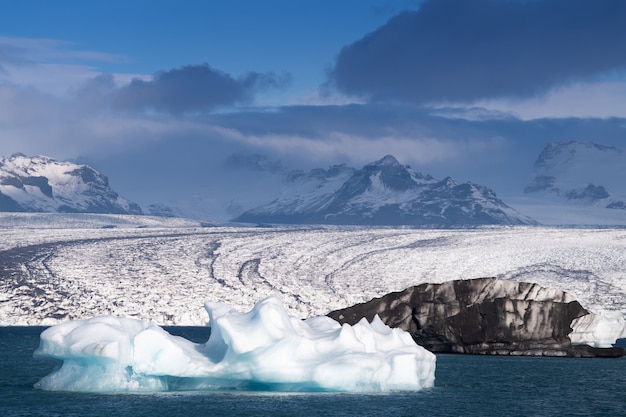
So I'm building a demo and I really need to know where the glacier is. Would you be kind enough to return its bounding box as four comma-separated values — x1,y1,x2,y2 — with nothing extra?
2,216,626,334
33,296,436,393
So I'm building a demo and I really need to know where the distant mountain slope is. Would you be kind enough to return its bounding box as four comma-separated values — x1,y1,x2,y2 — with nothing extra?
234,155,535,226
524,141,626,210
0,153,142,214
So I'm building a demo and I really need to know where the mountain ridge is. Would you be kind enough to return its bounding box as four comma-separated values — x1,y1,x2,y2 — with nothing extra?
524,141,626,209
234,155,535,226
0,153,142,215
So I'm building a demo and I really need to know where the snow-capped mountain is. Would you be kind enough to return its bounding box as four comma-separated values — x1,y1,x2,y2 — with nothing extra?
234,155,534,226
0,153,142,215
524,141,626,210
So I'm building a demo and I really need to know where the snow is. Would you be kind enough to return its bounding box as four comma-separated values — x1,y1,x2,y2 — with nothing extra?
0,212,202,232
349,171,416,210
33,295,436,393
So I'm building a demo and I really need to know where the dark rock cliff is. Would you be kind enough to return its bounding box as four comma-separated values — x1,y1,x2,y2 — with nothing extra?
328,278,625,357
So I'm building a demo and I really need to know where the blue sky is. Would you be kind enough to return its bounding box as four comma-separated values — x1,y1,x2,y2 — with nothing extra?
1,1,409,100
1,0,626,211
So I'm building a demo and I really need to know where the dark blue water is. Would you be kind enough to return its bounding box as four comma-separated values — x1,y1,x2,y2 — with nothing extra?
1,327,625,417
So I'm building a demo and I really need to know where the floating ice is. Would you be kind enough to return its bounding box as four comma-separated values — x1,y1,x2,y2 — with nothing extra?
34,296,436,393
570,310,626,348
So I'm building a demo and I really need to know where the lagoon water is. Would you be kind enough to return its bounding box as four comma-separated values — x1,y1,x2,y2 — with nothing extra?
2,327,625,417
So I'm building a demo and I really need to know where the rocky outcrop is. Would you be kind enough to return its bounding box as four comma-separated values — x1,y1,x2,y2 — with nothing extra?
328,278,625,357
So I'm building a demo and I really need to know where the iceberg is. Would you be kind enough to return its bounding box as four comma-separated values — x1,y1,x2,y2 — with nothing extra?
34,296,436,393
570,310,626,348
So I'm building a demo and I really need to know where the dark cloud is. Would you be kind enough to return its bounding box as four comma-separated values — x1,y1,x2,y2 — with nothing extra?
112,64,288,114
330,0,626,103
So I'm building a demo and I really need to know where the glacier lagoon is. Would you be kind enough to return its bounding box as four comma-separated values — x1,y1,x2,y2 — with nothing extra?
2,326,625,417
1,216,626,414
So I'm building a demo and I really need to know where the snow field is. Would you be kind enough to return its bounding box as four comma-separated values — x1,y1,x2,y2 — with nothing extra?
0,217,625,328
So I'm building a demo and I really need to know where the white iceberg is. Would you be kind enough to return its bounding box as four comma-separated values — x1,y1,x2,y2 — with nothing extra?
34,296,436,393
570,310,626,348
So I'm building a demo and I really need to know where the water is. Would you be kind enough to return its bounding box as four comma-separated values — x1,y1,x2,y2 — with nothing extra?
1,327,625,417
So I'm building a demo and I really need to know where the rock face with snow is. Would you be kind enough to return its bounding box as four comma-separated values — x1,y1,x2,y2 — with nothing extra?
524,141,626,210
234,155,534,226
328,278,625,357
0,153,142,215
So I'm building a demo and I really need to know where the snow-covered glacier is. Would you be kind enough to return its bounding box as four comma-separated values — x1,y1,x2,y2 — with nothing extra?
34,296,436,393
1,214,626,348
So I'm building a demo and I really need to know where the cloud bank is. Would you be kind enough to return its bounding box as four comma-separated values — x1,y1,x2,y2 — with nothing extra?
330,0,626,103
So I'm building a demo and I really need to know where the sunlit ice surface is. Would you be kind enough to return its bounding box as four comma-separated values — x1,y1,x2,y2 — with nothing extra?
33,296,436,393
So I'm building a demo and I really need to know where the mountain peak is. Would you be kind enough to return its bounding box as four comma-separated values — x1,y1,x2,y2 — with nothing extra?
524,141,626,213
234,155,534,226
367,155,401,167
534,141,623,171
